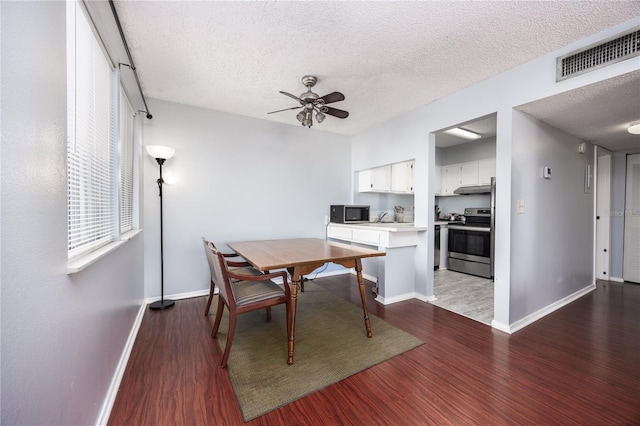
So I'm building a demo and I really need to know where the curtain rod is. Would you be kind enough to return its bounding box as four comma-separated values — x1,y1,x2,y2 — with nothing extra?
108,0,152,119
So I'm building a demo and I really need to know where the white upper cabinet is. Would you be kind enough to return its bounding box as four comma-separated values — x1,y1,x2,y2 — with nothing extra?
359,160,414,194
390,160,414,193
359,165,391,192
440,165,460,195
459,161,479,186
358,169,373,192
436,157,495,196
478,158,496,184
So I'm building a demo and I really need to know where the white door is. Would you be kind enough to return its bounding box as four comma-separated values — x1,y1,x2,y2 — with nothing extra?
595,148,611,280
623,153,640,283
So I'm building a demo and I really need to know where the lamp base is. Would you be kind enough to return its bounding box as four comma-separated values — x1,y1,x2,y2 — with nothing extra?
149,299,175,310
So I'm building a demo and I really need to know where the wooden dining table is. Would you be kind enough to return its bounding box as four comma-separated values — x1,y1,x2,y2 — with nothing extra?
227,238,386,365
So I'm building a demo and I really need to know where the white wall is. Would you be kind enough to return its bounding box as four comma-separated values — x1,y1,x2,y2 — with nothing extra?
1,2,145,425
509,111,594,321
351,17,639,328
142,99,352,298
438,137,496,165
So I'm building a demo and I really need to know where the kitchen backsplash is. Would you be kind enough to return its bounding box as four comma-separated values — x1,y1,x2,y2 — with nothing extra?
354,191,415,222
436,194,490,218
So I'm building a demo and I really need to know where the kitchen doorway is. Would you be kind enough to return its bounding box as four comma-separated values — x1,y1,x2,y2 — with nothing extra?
431,114,496,325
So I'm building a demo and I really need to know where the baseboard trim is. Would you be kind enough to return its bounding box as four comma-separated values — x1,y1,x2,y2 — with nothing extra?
376,291,433,305
95,300,146,425
609,276,624,283
147,288,210,303
495,283,597,334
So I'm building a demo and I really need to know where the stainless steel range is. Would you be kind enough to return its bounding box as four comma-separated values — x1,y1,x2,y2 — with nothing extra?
447,178,495,278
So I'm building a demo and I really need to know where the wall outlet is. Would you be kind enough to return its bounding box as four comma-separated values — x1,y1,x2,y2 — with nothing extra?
517,199,525,214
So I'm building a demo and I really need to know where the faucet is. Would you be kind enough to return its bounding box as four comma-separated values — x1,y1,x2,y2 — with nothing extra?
376,212,388,223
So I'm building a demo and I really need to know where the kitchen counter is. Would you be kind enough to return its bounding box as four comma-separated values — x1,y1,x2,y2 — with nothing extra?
329,222,427,232
327,223,427,305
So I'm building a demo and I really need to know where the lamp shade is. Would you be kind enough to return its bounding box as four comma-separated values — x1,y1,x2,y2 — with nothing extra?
146,145,175,160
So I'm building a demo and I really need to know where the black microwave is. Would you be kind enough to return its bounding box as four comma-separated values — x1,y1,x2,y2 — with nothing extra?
330,205,370,223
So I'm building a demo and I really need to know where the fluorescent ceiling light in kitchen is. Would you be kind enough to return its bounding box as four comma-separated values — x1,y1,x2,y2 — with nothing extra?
444,127,481,140
628,121,640,134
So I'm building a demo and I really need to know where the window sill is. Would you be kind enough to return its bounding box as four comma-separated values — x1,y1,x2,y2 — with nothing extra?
66,229,142,274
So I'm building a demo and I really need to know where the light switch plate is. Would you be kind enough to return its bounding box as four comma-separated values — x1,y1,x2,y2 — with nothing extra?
517,199,525,214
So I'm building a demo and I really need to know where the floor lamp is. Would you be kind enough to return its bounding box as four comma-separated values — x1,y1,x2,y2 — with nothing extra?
146,145,176,310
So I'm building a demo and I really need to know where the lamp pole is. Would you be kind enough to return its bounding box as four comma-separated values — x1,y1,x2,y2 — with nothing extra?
149,151,175,310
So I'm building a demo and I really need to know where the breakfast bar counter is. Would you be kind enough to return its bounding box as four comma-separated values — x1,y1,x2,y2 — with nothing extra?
327,222,427,305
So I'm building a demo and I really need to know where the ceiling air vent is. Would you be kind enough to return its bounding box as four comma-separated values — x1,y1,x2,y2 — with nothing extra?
557,27,640,81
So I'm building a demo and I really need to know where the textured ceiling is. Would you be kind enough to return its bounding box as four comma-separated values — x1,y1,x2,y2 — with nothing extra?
111,1,639,150
517,70,640,152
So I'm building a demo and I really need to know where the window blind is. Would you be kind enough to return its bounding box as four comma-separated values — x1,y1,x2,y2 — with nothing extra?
119,86,135,234
67,2,115,259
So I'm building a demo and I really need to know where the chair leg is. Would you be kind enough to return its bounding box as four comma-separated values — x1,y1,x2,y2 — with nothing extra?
266,306,272,322
204,279,215,316
285,300,292,362
211,296,225,339
220,314,237,368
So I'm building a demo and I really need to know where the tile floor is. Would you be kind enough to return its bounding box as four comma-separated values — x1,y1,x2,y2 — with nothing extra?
430,269,494,325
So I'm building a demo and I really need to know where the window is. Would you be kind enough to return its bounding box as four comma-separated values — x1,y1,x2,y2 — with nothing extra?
119,86,135,234
67,1,138,263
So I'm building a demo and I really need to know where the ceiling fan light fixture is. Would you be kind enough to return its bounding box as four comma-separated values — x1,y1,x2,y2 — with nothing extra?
628,121,640,134
270,75,348,129
303,110,313,128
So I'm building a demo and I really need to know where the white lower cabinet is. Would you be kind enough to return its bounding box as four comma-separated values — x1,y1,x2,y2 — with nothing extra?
327,223,427,305
352,229,380,245
327,226,352,241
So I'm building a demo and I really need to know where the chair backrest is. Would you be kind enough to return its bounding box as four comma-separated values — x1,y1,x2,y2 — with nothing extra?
202,237,217,280
205,243,233,305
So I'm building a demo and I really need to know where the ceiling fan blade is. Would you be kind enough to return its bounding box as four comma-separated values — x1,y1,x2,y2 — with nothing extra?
319,91,345,104
267,106,303,114
324,106,349,119
279,91,303,103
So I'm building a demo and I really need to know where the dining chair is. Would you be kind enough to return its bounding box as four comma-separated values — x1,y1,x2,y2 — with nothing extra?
201,237,264,316
207,244,292,368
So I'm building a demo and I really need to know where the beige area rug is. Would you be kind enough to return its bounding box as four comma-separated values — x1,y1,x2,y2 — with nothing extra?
211,282,424,421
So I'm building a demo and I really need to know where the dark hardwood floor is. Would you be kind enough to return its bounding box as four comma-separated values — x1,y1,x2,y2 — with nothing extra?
108,276,640,425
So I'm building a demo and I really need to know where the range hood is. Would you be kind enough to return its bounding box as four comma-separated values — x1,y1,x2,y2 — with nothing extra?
454,184,492,195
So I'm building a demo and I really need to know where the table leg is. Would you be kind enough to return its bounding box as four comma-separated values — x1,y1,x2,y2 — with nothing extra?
287,267,300,365
355,259,373,338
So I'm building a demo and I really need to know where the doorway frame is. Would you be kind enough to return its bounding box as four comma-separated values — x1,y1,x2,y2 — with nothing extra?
594,145,612,281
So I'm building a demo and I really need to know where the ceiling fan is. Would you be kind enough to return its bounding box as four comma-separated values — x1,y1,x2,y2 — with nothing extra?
268,75,349,128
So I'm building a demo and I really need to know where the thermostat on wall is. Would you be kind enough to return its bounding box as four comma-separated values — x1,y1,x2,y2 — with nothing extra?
542,166,552,179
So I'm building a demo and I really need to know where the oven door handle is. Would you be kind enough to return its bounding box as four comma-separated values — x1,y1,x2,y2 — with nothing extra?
448,225,491,232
